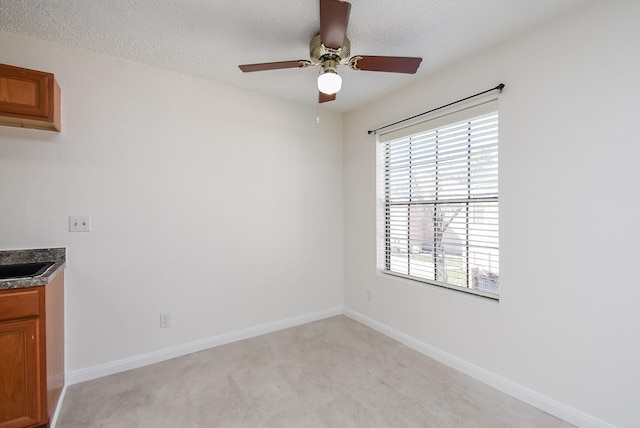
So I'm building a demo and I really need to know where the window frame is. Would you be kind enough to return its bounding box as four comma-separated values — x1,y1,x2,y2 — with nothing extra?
377,98,500,300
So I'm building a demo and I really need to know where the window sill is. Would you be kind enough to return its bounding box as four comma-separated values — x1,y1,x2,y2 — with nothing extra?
381,270,499,301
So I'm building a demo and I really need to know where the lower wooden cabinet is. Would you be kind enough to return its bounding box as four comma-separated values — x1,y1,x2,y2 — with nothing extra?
0,271,64,428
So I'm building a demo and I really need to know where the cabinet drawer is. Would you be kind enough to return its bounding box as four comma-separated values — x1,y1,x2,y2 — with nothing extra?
0,289,40,322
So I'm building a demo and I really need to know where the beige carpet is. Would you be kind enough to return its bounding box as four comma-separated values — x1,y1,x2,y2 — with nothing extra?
56,315,574,427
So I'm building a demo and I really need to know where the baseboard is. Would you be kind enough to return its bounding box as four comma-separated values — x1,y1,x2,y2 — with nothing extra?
343,307,614,428
49,383,67,428
65,306,343,385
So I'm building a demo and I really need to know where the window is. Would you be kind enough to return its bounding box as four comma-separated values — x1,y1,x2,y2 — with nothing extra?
378,99,499,297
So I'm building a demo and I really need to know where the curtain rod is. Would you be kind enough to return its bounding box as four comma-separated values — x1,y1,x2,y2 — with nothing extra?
367,83,505,135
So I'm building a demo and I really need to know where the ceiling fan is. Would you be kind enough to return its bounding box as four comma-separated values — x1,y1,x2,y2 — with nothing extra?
238,0,423,103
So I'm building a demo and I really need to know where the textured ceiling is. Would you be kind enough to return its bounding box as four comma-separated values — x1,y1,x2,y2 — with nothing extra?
0,0,591,112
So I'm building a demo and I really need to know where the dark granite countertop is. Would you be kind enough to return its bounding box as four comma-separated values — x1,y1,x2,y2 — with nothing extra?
0,247,66,290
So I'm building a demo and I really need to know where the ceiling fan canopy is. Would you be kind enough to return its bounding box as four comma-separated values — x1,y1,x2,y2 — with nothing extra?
238,0,423,103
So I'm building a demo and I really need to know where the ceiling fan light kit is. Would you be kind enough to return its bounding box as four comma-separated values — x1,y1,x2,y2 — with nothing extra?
238,0,423,103
317,69,342,95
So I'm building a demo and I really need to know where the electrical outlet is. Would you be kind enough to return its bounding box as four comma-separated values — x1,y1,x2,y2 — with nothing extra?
160,312,171,328
69,215,91,232
366,290,373,301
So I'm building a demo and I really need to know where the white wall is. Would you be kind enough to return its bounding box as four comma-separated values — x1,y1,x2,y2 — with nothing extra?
0,32,343,375
344,1,640,427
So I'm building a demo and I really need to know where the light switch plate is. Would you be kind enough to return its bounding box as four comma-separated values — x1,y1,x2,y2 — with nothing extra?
69,215,91,232
160,312,171,328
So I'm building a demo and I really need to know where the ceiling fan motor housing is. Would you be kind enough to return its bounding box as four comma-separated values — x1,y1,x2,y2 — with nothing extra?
310,33,350,67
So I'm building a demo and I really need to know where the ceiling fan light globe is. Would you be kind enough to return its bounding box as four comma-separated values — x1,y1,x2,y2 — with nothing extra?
317,71,342,95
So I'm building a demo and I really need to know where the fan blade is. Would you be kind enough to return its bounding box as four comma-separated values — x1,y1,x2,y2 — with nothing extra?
239,60,309,72
349,56,423,74
320,0,351,49
319,92,336,103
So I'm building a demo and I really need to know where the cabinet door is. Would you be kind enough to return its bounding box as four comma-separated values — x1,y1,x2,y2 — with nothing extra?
0,64,61,131
0,319,42,428
0,65,52,118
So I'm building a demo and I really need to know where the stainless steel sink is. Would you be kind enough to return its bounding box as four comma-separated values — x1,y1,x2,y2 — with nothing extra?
0,262,55,279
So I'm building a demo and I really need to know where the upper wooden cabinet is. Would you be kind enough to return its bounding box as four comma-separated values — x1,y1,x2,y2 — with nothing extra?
0,64,61,132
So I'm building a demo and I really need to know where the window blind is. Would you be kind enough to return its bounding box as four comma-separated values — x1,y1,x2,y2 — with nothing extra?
381,99,499,296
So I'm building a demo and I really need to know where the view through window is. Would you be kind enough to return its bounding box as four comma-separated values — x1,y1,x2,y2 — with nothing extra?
379,100,499,297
